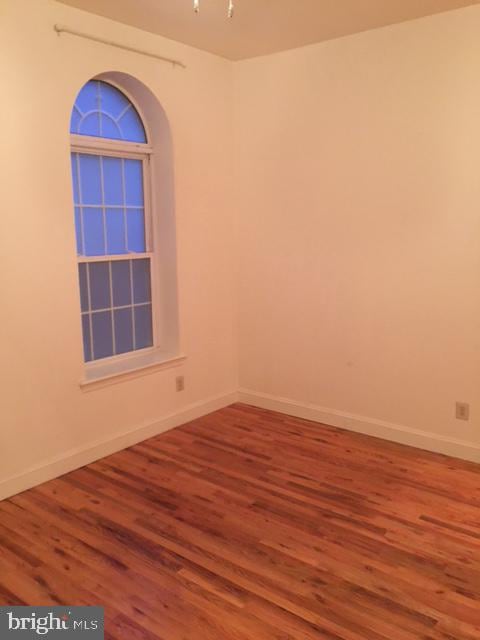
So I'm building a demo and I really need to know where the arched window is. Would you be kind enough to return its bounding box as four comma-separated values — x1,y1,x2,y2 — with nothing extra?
70,80,146,143
70,79,155,363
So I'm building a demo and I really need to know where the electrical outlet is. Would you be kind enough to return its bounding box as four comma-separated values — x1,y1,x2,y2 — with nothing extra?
176,376,185,392
456,402,470,421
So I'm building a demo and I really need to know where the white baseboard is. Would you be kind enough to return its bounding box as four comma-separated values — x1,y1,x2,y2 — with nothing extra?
0,391,238,502
238,389,480,464
2,388,478,502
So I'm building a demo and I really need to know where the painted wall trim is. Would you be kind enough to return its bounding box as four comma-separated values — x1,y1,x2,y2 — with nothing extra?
0,391,238,502
238,389,480,464
3,388,478,502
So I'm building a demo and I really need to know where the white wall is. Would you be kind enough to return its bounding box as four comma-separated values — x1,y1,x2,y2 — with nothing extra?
235,6,480,460
0,0,238,498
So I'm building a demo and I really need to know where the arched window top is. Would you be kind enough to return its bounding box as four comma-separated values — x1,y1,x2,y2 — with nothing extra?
70,80,147,144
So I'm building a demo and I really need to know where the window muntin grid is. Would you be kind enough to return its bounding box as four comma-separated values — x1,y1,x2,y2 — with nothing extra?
79,259,153,362
70,80,154,363
71,153,146,256
70,80,146,143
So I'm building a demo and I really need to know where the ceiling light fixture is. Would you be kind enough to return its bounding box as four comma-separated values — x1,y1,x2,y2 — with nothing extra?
193,0,234,18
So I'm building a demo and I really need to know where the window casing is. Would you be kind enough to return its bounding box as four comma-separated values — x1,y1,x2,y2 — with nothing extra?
70,80,158,366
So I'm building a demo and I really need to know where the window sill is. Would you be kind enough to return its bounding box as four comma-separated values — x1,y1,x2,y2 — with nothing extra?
80,351,186,391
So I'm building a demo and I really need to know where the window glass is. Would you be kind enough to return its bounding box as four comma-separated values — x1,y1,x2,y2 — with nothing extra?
71,153,146,257
71,80,152,363
70,80,146,143
79,259,153,362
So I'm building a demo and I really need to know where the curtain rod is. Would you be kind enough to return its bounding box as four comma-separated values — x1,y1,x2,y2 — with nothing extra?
54,25,187,69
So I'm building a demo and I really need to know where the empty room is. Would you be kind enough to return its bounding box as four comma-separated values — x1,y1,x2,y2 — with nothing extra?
1,0,479,638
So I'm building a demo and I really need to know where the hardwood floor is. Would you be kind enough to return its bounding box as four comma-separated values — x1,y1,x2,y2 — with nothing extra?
1,403,480,639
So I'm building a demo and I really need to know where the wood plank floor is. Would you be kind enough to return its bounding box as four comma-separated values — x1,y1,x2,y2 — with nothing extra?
1,403,480,639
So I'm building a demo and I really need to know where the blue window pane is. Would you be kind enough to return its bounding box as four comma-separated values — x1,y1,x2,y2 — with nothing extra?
79,155,102,205
111,260,132,307
101,115,121,140
132,259,151,304
81,314,92,362
75,81,98,115
71,154,80,204
135,304,153,350
114,308,134,354
74,207,83,255
118,107,147,143
70,108,81,135
79,112,101,138
101,82,130,120
79,260,154,359
127,210,145,253
92,311,114,360
106,209,127,255
102,157,123,205
71,80,146,143
78,263,89,313
89,262,111,311
124,160,144,206
83,208,105,256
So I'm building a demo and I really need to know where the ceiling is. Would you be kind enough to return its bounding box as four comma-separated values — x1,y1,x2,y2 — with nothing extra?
58,0,480,60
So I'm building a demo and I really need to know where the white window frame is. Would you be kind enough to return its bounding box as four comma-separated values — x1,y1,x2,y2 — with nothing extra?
71,131,160,371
